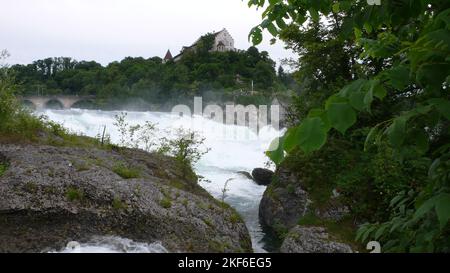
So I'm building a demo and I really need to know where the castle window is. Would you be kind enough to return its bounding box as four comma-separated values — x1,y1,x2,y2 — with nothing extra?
217,41,225,52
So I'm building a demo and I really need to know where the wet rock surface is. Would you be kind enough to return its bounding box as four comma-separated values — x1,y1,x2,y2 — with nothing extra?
0,144,252,253
259,166,310,231
251,168,274,186
259,165,354,253
280,226,353,253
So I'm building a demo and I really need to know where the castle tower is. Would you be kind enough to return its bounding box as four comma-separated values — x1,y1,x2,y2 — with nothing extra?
163,49,173,63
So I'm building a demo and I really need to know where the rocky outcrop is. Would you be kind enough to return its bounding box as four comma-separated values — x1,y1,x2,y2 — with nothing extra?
0,144,252,253
314,199,350,222
280,226,353,253
259,166,310,231
251,168,274,186
258,164,355,253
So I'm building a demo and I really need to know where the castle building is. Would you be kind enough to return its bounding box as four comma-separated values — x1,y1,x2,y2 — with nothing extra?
165,28,236,62
162,50,173,63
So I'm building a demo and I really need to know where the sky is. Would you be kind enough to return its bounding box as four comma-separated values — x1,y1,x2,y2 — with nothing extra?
1,0,296,66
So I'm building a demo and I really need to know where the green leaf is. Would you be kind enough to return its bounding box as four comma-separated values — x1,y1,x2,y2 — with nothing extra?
339,79,367,97
309,8,319,22
361,225,376,243
364,22,373,34
372,81,387,100
384,66,411,90
374,224,388,240
349,91,366,111
354,27,362,39
435,193,450,230
326,99,357,134
339,79,383,112
416,63,450,88
413,196,437,222
250,27,263,45
267,23,278,36
261,18,271,28
276,17,287,29
364,124,381,151
339,1,351,11
296,117,328,153
332,3,340,13
387,117,407,147
390,193,405,208
356,224,370,242
389,220,403,234
266,136,285,165
282,126,298,152
307,108,331,130
429,98,450,120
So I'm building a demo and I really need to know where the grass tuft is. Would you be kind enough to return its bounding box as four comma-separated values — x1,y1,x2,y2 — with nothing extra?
112,163,140,179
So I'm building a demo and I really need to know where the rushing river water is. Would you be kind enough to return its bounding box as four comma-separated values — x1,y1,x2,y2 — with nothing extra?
39,109,281,253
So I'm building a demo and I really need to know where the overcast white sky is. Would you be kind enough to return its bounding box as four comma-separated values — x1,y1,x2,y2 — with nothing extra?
1,0,295,66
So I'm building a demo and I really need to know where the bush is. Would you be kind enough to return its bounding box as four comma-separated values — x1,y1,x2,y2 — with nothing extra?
0,53,64,141
157,128,210,177
284,134,430,223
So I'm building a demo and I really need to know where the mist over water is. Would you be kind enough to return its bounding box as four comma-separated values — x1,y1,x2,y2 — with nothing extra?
40,108,282,253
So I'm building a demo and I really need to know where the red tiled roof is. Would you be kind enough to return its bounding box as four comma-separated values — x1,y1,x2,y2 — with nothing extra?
164,50,173,60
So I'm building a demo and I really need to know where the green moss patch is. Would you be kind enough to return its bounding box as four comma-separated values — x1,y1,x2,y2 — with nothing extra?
112,197,128,210
112,163,140,179
160,196,172,208
0,162,8,177
0,154,9,177
66,187,84,202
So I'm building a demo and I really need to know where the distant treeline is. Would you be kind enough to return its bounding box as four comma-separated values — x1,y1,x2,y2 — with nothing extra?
10,44,296,110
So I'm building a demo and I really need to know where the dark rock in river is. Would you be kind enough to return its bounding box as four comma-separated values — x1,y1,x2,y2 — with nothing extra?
259,164,354,253
251,168,274,186
280,226,353,253
259,166,311,231
0,144,252,253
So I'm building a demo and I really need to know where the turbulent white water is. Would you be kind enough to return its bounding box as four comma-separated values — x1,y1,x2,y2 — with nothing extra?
54,236,168,253
39,109,281,253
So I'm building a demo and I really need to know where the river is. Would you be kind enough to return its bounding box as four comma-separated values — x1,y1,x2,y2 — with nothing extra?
39,109,281,253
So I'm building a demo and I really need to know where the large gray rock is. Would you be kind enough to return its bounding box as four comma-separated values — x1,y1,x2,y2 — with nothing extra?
315,200,350,222
280,226,353,253
259,165,350,235
0,144,252,253
251,168,274,186
259,166,310,231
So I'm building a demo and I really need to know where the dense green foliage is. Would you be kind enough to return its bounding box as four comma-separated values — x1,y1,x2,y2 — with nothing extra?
0,51,54,140
249,0,450,252
10,41,289,108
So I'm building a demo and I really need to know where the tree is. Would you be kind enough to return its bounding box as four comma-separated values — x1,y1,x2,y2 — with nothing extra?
9,38,285,107
249,0,450,252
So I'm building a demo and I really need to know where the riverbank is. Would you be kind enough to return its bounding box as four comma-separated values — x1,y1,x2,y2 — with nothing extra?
0,140,252,252
35,108,282,252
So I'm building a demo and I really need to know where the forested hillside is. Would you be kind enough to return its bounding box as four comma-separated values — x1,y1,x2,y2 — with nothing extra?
10,37,293,109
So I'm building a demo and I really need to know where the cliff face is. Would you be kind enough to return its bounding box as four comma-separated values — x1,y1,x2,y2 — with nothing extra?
259,165,355,253
0,144,252,253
